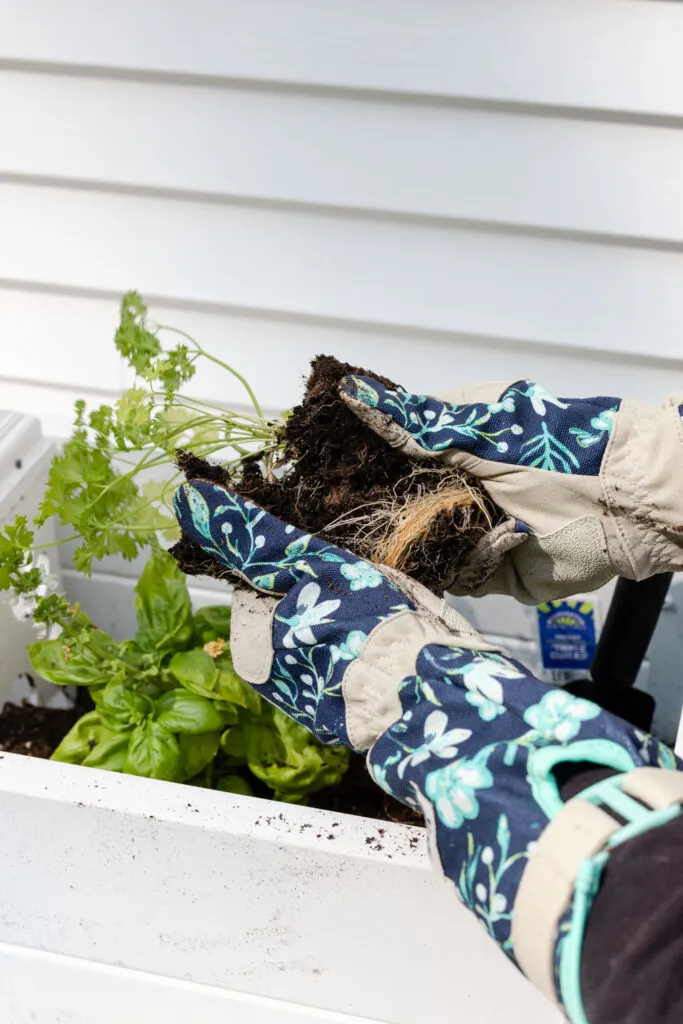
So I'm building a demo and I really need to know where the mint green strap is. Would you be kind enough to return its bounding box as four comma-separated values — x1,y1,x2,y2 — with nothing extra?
559,774,681,1024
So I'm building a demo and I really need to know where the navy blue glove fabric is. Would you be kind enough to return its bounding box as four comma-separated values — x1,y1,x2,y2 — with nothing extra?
367,642,679,972
174,480,412,746
341,376,621,475
173,478,681,1021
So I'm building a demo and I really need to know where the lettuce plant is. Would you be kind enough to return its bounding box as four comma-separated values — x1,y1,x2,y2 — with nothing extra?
30,546,348,802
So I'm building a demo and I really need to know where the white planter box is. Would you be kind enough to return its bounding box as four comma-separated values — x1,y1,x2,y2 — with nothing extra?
0,410,557,1022
0,411,58,704
0,753,561,1024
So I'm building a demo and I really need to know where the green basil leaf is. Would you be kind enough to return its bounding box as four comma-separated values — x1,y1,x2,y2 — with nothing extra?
133,547,193,653
178,731,221,782
192,604,232,647
154,689,229,734
98,682,152,730
169,649,219,698
215,657,261,714
28,639,106,687
210,701,240,728
126,720,181,781
219,726,247,763
51,711,116,765
216,774,253,797
82,732,131,771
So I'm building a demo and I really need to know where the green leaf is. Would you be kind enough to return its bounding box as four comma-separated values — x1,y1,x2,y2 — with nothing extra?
126,720,181,781
28,639,107,688
51,712,116,765
82,733,131,771
154,689,230,734
115,386,153,439
214,656,261,714
114,291,162,374
192,604,232,647
0,516,35,592
98,682,152,730
220,726,247,763
178,731,221,782
88,683,107,706
246,710,349,801
216,774,253,797
169,649,219,698
134,547,193,652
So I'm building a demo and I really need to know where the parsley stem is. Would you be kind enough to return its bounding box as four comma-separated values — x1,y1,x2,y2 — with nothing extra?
154,324,264,419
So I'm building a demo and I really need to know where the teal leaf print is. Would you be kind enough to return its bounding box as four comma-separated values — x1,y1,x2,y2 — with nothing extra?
351,377,381,407
496,813,511,853
285,535,312,558
183,483,213,540
340,375,621,474
520,422,580,473
252,573,277,590
569,407,618,449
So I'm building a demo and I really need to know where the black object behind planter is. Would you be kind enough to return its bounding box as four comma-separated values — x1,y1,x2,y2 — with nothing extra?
564,574,673,732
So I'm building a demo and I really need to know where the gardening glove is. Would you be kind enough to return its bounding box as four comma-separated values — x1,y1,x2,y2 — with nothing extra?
173,479,683,1023
340,377,683,603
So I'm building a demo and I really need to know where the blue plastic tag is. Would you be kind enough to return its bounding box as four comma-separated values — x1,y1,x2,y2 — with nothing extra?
537,600,597,671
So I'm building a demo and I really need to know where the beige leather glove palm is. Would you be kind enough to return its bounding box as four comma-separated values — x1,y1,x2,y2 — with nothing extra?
340,376,683,604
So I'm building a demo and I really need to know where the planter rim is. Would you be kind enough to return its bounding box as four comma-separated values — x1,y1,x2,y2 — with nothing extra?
0,751,427,863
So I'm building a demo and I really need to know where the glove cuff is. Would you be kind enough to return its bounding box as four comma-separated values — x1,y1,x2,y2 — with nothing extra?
512,767,683,1020
602,394,683,579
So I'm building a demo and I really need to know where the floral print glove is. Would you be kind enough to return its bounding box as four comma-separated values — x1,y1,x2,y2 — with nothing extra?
173,479,493,750
341,376,683,602
173,478,683,1023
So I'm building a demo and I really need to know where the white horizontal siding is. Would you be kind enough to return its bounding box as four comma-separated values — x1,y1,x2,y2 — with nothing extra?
2,0,683,119
1,285,682,426
2,1,683,431
4,69,683,246
3,180,683,372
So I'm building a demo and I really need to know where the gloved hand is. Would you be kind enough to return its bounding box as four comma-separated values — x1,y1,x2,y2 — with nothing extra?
340,377,683,603
173,479,683,1023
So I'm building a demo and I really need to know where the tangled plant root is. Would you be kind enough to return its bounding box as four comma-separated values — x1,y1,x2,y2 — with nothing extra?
325,469,492,585
374,479,489,574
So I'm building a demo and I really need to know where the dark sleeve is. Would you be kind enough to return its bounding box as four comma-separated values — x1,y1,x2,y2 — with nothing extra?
560,766,683,1024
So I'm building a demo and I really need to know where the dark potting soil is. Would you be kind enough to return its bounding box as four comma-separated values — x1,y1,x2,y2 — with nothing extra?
0,701,80,758
173,355,500,593
309,753,422,826
0,702,422,826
